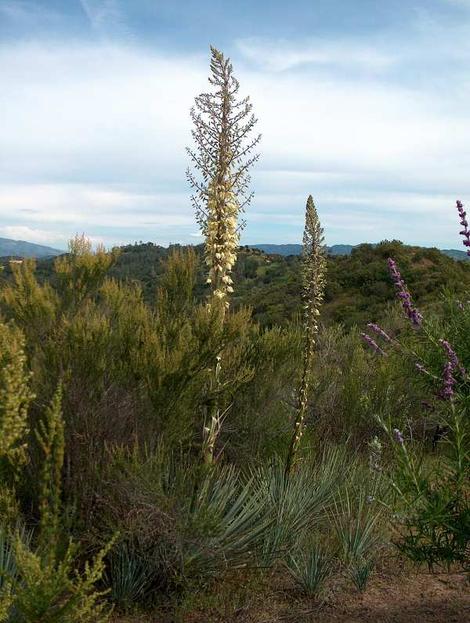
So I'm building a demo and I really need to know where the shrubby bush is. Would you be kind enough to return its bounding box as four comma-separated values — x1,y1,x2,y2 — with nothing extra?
361,258,470,569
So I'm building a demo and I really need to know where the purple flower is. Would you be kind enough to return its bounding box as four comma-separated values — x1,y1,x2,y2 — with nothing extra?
361,332,386,356
439,339,466,376
456,200,470,257
367,322,392,343
393,428,404,444
388,258,423,327
440,361,456,400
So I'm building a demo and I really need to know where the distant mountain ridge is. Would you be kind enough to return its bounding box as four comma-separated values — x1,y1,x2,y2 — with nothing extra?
0,237,63,259
253,243,470,261
1,236,468,263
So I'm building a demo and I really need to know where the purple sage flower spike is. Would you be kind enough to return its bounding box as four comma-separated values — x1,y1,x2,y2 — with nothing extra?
439,339,466,377
388,258,423,326
361,332,386,356
456,200,470,257
367,322,392,343
440,361,456,400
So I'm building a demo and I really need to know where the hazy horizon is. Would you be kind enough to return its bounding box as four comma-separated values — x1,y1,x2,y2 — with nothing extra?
2,234,468,255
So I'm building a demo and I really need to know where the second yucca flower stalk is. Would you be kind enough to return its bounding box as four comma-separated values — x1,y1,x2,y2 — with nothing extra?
285,195,326,476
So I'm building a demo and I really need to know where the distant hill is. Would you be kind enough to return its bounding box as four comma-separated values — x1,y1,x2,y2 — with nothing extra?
253,244,303,255
441,248,470,261
254,243,469,261
253,243,353,256
0,237,62,259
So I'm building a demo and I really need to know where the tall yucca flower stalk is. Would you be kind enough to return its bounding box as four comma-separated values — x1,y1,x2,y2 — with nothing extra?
285,196,326,476
187,46,260,464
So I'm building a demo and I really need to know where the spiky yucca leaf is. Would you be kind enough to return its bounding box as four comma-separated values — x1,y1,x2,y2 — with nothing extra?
177,465,268,582
256,448,347,565
332,487,383,565
285,544,332,597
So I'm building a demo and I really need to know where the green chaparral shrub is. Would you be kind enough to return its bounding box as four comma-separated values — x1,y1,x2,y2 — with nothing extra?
361,245,470,570
0,321,34,525
6,388,114,623
0,319,114,620
224,323,302,464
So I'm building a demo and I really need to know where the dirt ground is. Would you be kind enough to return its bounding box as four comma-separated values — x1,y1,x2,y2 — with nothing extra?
113,564,469,623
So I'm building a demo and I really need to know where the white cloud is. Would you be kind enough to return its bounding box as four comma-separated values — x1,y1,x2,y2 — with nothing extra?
2,33,470,248
79,0,132,39
0,184,194,227
0,225,67,246
236,37,397,72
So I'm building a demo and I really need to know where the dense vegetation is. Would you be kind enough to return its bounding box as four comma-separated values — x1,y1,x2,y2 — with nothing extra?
0,47,468,622
5,238,469,331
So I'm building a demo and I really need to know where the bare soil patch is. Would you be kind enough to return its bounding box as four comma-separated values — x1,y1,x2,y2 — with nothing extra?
113,565,469,623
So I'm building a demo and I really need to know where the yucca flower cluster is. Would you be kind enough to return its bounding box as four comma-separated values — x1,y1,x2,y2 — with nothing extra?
204,180,238,305
388,258,422,326
187,46,260,309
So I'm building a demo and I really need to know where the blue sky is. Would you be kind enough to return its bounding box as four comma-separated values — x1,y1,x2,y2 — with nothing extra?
2,0,470,250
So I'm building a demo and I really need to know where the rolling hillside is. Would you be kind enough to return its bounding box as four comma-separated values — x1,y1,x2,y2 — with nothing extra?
3,239,468,329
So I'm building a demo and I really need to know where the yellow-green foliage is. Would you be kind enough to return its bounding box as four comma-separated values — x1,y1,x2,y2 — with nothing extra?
0,322,33,461
0,587,13,623
4,387,113,622
35,385,65,554
0,321,33,523
156,246,197,321
1,260,58,340
54,234,119,309
0,240,263,516
12,534,112,623
0,321,112,621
